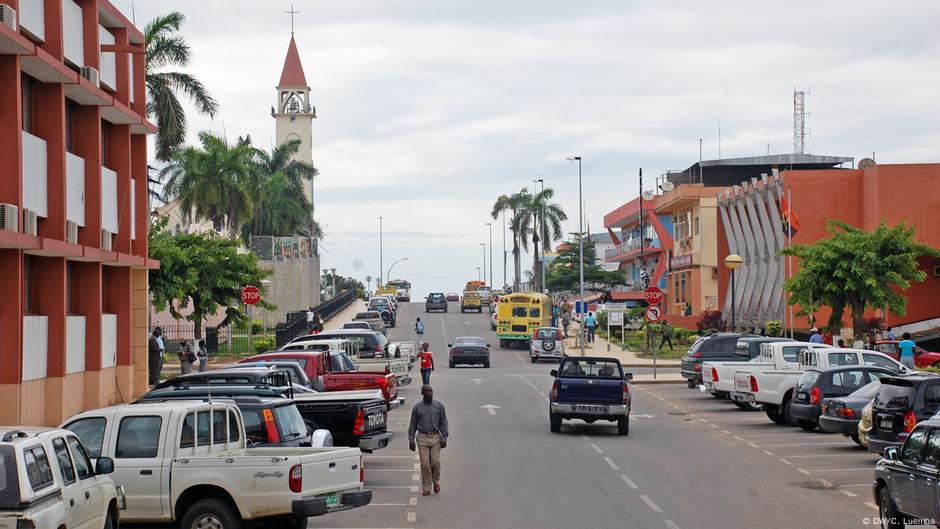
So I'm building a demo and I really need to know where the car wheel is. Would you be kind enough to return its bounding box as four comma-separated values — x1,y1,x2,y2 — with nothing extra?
103,512,114,529
878,487,905,529
797,420,817,431
687,380,696,389
530,355,537,363
765,405,786,424
850,434,863,447
550,413,562,433
484,361,490,368
449,360,455,368
734,401,762,412
181,499,241,529
782,398,798,427
617,416,630,436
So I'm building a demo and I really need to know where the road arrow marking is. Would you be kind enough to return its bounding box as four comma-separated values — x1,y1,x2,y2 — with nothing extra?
480,404,501,415
471,379,483,384
633,414,654,419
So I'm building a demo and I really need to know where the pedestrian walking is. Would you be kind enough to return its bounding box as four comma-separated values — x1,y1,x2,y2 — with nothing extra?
584,312,597,344
551,305,559,328
306,307,315,331
899,332,916,370
415,317,425,344
179,340,196,374
148,327,165,385
809,327,823,344
196,339,208,372
419,343,434,385
562,311,571,338
659,320,674,351
408,385,449,496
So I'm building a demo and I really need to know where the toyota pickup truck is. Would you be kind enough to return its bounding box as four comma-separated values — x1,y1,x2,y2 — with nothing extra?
549,357,633,435
680,333,760,387
280,338,411,386
64,401,371,529
731,348,909,425
0,427,122,529
293,390,393,452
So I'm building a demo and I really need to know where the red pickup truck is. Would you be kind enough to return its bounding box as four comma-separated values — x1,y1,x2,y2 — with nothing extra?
241,351,401,407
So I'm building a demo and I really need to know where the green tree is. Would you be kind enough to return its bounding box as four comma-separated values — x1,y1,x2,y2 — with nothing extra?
321,273,365,298
528,187,567,291
545,239,622,292
149,218,272,339
160,131,253,236
145,12,219,162
491,188,533,291
781,220,939,336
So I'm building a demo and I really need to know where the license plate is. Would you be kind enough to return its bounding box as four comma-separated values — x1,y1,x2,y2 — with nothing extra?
734,374,750,390
575,405,605,412
324,492,338,507
879,419,894,430
797,391,807,400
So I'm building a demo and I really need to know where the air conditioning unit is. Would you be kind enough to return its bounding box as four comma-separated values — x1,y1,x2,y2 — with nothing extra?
0,5,16,31
80,67,100,88
66,220,79,244
0,203,17,232
22,208,38,236
100,229,113,251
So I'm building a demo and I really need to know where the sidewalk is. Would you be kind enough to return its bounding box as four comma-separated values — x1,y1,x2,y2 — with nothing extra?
561,332,682,368
323,300,367,331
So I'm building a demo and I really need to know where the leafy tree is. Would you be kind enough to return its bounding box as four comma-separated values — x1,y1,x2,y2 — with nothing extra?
782,220,939,337
145,12,219,162
528,187,568,292
149,218,272,339
491,188,533,291
545,239,622,292
321,272,365,298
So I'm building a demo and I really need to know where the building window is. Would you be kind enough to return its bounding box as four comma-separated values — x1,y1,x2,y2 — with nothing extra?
21,74,35,134
694,217,699,236
101,120,111,166
673,273,680,305
65,100,78,153
680,272,688,305
24,255,37,313
66,261,78,314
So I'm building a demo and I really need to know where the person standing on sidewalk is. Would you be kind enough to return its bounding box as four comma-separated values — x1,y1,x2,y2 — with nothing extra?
584,312,597,343
148,327,165,385
415,317,425,344
409,385,449,496
179,340,196,374
418,343,435,385
899,332,916,370
196,339,208,372
562,311,571,338
659,320,674,351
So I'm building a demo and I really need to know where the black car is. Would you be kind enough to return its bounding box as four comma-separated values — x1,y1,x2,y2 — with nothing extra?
148,367,293,391
789,365,895,431
873,417,940,527
868,373,940,455
293,392,392,452
448,336,491,368
680,333,760,388
223,361,313,388
818,379,882,446
426,292,448,313
285,329,390,358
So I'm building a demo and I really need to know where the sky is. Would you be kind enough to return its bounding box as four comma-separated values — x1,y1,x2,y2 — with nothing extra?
118,0,940,298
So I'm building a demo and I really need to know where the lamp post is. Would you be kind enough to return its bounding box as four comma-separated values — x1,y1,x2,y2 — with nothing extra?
386,257,407,285
329,268,337,299
475,266,481,281
480,243,486,285
379,216,384,287
533,178,545,293
567,156,584,356
725,254,743,330
486,223,493,289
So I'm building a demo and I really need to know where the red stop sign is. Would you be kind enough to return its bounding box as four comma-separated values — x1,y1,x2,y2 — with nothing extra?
241,286,261,305
644,286,664,305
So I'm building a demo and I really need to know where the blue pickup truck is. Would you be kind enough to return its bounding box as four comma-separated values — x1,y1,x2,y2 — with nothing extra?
549,356,633,435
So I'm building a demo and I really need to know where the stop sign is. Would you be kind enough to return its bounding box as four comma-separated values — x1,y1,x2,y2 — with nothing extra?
644,286,664,305
241,285,261,305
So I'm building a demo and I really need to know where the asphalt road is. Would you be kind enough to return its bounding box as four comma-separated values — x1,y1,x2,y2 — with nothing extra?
317,302,881,529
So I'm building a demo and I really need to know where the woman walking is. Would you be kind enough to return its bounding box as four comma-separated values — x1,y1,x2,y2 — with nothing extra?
419,343,435,385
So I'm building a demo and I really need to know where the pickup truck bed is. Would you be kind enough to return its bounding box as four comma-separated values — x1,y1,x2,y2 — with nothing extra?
294,390,393,451
548,357,632,436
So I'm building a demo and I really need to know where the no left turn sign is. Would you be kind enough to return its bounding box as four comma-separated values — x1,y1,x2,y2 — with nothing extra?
645,304,664,323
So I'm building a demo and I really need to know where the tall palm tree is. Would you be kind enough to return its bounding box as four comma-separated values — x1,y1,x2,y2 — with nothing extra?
160,131,252,236
492,188,533,291
528,187,568,291
146,12,219,162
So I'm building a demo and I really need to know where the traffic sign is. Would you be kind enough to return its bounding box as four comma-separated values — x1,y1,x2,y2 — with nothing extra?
605,303,627,312
645,304,664,323
241,285,261,305
644,286,664,305
609,311,624,325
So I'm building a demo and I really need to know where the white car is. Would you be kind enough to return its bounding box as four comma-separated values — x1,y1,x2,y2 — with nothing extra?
0,427,122,529
490,309,497,331
530,327,565,363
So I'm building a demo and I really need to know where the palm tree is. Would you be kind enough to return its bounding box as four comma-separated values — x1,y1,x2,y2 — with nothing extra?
528,187,568,291
491,188,533,291
146,12,219,162
160,131,253,236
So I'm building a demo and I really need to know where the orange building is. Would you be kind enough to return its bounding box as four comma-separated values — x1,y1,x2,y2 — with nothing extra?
716,163,940,338
0,0,155,425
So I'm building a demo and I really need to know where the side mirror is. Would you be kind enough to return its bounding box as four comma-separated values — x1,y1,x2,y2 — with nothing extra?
487,344,491,348
95,456,114,475
883,446,899,461
550,369,559,377
447,344,452,348
624,373,634,382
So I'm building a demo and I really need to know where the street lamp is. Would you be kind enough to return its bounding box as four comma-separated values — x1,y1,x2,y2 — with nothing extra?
379,216,384,287
567,156,584,356
386,257,407,285
475,266,481,281
329,268,337,299
725,254,743,330
480,243,486,285
486,223,493,290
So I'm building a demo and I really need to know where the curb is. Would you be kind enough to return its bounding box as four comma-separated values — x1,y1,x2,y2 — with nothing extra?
630,378,686,385
621,363,682,368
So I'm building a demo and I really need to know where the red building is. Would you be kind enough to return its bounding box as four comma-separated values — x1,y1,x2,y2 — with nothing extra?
0,0,155,425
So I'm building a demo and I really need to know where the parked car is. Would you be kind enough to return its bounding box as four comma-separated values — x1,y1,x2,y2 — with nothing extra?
351,311,387,335
788,365,895,431
281,337,411,386
704,340,818,410
490,308,497,331
391,341,418,367
0,427,121,529
818,379,882,446
448,336,491,368
368,298,396,327
875,340,940,369
461,292,483,313
223,361,314,388
680,333,760,387
425,292,448,312
293,390,393,452
868,372,940,455
286,329,390,358
343,321,372,331
64,401,372,527
446,292,460,302
873,417,940,527
549,357,633,435
530,327,565,363
149,366,294,391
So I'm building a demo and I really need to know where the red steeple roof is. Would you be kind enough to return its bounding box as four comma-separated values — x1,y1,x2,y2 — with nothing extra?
278,35,308,87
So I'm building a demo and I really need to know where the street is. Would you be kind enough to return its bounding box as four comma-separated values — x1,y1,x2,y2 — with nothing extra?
318,302,880,529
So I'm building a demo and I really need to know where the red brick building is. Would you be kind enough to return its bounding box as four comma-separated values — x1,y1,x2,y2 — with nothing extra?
0,0,155,425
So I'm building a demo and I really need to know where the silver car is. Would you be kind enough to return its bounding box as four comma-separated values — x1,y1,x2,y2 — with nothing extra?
530,327,565,363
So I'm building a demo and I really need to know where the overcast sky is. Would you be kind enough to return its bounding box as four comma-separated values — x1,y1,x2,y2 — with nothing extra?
118,0,940,298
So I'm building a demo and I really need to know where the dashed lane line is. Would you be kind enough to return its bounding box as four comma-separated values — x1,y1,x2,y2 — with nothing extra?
409,497,418,506
779,459,792,465
865,502,878,510
810,468,879,472
603,456,620,471
787,453,879,458
370,503,410,506
842,490,857,497
664,520,681,529
639,494,663,513
619,474,639,490
797,468,811,475
369,469,421,472
590,443,604,454
407,512,417,523
412,474,419,481
439,315,448,346
762,450,775,456
763,442,850,447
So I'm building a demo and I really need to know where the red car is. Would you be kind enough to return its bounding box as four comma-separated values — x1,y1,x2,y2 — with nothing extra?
874,340,940,368
446,292,460,302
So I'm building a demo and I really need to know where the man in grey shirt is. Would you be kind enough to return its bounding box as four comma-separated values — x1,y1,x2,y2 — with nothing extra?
409,385,449,495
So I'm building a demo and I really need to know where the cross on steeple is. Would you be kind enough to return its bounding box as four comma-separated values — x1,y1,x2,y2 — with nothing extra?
284,5,300,35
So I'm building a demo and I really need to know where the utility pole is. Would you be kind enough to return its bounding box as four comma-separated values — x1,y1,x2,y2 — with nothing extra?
502,210,507,290
379,216,383,287
486,223,493,289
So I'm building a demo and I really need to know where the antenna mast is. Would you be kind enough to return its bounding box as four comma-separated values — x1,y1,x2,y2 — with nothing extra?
793,88,809,154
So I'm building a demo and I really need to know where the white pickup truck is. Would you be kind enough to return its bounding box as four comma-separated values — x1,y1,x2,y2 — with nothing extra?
0,427,122,529
703,342,831,410
731,348,909,425
284,338,412,386
64,401,371,529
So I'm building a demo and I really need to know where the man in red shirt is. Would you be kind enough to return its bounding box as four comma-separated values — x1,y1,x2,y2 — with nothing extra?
419,343,435,385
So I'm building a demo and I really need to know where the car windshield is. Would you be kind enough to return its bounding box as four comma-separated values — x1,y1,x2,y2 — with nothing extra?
455,337,485,346
798,370,821,389
273,404,308,440
849,380,882,399
560,359,622,378
429,294,444,300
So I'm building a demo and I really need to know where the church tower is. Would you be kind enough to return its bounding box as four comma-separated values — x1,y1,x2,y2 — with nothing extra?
273,35,316,210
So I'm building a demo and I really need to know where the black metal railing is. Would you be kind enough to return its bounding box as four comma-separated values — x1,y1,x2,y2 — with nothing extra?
274,289,357,348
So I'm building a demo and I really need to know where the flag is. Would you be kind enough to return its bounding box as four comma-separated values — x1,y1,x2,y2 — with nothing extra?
780,194,801,238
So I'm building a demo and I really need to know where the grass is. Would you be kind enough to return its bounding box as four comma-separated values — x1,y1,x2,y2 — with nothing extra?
597,329,691,360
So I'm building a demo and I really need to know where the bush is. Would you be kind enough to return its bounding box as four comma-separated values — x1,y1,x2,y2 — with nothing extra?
697,310,724,333
252,319,264,334
253,336,275,353
765,320,783,337
596,311,608,328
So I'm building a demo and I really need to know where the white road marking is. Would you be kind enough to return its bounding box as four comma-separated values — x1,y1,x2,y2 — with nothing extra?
779,459,792,465
764,442,849,447
797,468,811,475
842,490,857,497
413,463,420,471
733,436,745,441
709,423,720,429
788,453,877,458
411,485,419,493
664,520,681,529
409,497,418,506
407,512,417,523
581,434,591,441
367,455,416,459
633,414,654,419
603,457,620,470
538,391,547,397
811,468,878,472
639,494,663,513
480,404,501,415
747,442,759,448
619,474,639,490
371,486,418,489
721,430,731,434
762,450,775,456
412,473,419,481
590,443,603,454
517,375,542,392
865,502,878,510
369,469,420,472
370,503,409,506
472,379,483,384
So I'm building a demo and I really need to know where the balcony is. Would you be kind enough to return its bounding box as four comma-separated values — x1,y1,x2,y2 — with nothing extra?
101,313,116,368
101,166,118,233
22,315,48,381
66,316,86,374
67,152,85,226
604,238,662,262
22,130,48,218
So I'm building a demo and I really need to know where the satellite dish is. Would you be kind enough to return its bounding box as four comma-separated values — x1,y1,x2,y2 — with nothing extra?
641,190,655,201
858,158,876,169
661,181,675,192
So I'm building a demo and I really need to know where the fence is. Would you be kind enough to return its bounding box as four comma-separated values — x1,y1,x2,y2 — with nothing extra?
157,323,275,357
275,289,357,348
